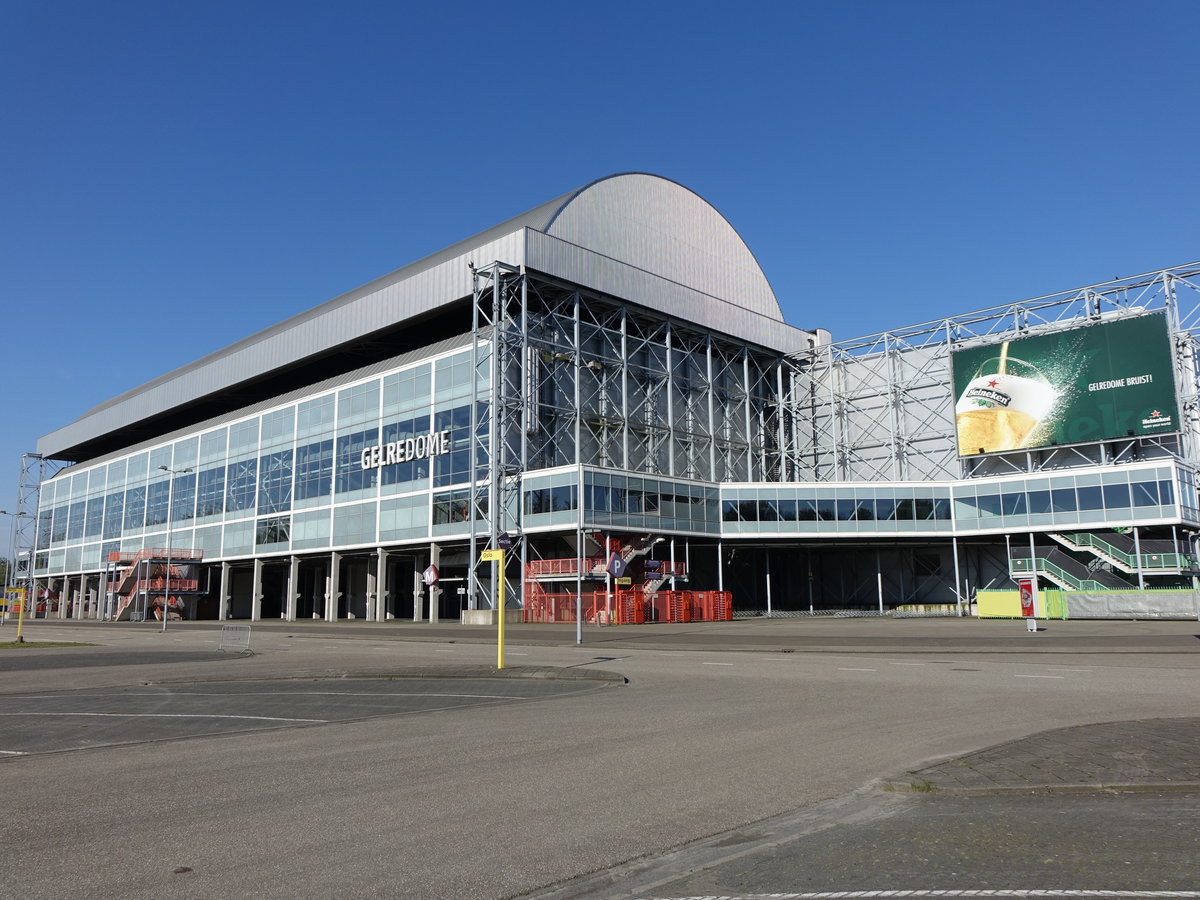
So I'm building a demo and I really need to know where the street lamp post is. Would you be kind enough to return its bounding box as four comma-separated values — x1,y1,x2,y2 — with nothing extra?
0,510,29,640
157,466,193,632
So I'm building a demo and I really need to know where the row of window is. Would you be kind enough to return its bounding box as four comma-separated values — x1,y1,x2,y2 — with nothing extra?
38,405,484,549
723,496,951,523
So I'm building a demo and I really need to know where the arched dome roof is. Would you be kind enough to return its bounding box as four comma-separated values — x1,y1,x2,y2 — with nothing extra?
526,173,783,322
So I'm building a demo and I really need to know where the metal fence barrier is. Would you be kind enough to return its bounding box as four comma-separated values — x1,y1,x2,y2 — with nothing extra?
218,624,252,652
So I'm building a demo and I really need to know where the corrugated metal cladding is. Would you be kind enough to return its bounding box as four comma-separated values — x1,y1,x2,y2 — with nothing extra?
39,173,806,458
526,230,812,355
544,173,785,323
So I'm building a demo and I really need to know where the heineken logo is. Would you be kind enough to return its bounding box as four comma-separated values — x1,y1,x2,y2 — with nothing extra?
965,386,1012,407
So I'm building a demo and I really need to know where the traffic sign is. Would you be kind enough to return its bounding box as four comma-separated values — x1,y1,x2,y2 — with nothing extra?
498,532,512,550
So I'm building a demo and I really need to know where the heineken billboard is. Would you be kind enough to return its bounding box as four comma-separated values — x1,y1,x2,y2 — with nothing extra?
951,313,1179,457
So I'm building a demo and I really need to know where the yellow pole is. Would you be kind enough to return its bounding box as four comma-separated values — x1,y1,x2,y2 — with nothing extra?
496,549,505,669
15,594,26,643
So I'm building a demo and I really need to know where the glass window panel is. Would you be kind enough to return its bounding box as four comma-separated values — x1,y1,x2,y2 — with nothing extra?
226,459,258,512
295,440,333,502
333,502,377,545
977,494,1001,517
297,395,335,438
200,428,228,463
337,381,381,427
84,497,104,538
197,467,226,517
256,515,290,548
123,487,146,532
1027,490,1051,514
127,453,148,483
1102,483,1131,509
1158,480,1174,505
257,450,293,514
335,428,379,494
229,419,260,455
171,472,196,522
1050,488,1076,512
1076,485,1104,510
1131,481,1159,507
1001,491,1028,516
173,437,199,469
381,415,433,488
144,480,170,528
148,446,172,472
261,408,295,447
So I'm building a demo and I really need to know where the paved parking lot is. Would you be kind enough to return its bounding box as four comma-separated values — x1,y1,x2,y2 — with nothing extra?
0,676,613,757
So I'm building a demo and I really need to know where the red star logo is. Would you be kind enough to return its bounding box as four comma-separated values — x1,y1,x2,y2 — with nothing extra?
1152,410,1161,417
987,379,999,388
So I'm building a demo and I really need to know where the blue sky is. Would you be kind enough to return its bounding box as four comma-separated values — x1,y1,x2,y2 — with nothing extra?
2,0,1198,520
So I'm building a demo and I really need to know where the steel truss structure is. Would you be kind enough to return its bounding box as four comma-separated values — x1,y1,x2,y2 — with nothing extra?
787,263,1200,484
468,262,801,606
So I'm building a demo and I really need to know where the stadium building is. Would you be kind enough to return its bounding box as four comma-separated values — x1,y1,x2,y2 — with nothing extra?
17,174,1200,623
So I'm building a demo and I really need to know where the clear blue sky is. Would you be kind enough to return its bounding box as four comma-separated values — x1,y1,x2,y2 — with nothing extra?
3,0,1198,519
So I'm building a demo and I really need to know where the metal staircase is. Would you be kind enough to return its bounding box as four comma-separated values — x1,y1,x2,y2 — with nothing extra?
1048,532,1193,574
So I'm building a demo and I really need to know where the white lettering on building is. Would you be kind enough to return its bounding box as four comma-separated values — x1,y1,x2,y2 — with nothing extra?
360,430,453,470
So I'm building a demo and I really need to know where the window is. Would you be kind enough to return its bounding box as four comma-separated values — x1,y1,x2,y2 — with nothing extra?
337,381,380,427
295,440,333,502
144,480,170,528
84,497,104,538
103,489,124,540
197,468,225,517
257,450,293,514
1102,483,1131,509
381,415,432,488
226,459,258,513
123,487,146,532
433,405,475,487
335,429,378,494
67,501,85,540
333,503,376,545
256,516,290,547
171,472,196,522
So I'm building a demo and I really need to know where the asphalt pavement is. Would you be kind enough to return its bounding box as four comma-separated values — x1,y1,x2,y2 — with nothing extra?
2,615,1198,900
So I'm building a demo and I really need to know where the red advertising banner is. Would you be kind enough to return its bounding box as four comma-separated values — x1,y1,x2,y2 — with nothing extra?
1018,579,1035,617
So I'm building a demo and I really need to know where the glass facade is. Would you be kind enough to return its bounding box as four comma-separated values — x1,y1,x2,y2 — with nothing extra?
35,347,491,576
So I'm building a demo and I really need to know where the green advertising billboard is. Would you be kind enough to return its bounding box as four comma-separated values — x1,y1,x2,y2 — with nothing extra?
951,313,1179,457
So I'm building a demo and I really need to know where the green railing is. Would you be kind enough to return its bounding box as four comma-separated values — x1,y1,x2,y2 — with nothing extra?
1054,532,1193,571
1010,556,1111,592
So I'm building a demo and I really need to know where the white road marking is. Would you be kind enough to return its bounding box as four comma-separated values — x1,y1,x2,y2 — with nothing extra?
0,750,27,756
838,667,877,672
703,662,734,666
890,661,926,666
1014,674,1065,679
0,712,327,723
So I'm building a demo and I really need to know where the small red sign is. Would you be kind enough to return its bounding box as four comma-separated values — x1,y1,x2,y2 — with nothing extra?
1018,579,1035,617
